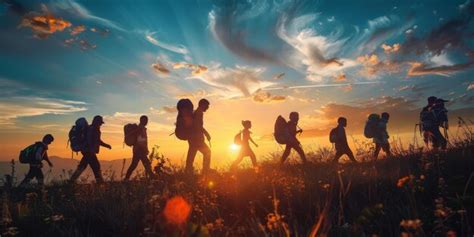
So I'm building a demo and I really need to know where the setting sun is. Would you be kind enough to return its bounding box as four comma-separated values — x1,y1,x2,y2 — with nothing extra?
229,144,241,152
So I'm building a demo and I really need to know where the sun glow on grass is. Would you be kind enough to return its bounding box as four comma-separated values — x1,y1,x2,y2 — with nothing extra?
229,143,240,152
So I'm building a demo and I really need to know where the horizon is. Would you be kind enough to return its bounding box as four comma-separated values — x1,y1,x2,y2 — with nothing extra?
1,0,474,164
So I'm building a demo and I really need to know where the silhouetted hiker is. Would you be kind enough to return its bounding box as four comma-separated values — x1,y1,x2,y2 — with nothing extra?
185,99,211,174
331,117,357,163
277,112,307,164
70,116,111,183
18,134,54,186
373,112,391,160
124,115,154,180
230,120,258,170
420,96,448,150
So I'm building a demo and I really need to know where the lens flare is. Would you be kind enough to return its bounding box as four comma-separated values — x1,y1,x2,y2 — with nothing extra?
229,143,240,152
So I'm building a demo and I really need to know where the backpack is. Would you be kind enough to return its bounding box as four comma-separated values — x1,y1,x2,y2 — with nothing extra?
175,99,194,140
234,131,242,145
68,117,89,152
274,115,291,144
329,128,338,143
124,123,139,146
364,113,380,138
420,108,437,130
19,142,42,164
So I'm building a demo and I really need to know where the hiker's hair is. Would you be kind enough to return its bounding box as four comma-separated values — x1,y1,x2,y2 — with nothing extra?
289,112,299,120
140,115,148,123
381,112,390,119
43,134,54,143
337,117,347,124
242,120,251,128
199,99,210,107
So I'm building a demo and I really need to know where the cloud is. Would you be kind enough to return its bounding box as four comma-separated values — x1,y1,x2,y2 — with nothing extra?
407,61,474,77
151,61,171,76
468,83,474,91
145,31,189,55
356,54,400,77
381,43,400,54
334,73,346,82
162,106,177,113
277,13,358,81
70,24,85,35
0,97,87,125
48,0,126,31
208,7,281,64
188,64,274,98
173,62,208,76
272,73,286,80
252,90,286,103
19,5,72,39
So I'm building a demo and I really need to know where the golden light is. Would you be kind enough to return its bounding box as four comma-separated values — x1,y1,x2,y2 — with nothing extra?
229,143,240,152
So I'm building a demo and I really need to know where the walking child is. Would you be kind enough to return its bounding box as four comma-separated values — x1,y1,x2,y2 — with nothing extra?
231,120,258,170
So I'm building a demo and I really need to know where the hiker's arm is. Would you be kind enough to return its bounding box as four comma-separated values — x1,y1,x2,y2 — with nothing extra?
250,137,258,147
100,140,112,149
203,128,211,141
44,154,53,167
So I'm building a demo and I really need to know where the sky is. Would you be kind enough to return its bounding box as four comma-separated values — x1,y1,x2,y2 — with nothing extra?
0,0,473,166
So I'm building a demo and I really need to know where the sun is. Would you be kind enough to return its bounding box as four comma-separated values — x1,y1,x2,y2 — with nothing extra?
229,143,240,152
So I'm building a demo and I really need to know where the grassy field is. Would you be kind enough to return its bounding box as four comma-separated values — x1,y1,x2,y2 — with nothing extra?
0,134,473,236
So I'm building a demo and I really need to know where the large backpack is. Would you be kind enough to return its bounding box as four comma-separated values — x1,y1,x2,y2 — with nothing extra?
19,142,42,164
175,99,194,140
329,127,338,143
68,117,89,152
274,115,291,144
234,131,242,145
124,123,139,146
364,113,380,138
420,108,437,130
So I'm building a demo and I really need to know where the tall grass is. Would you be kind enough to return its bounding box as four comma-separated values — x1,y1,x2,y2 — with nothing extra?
0,120,473,236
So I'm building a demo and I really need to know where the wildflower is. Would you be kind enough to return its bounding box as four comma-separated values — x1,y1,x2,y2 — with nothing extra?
397,176,411,188
3,226,19,236
322,184,331,189
51,214,64,222
162,196,191,225
400,219,422,230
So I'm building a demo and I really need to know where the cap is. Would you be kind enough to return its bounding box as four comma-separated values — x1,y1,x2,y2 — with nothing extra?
428,96,437,103
435,98,449,103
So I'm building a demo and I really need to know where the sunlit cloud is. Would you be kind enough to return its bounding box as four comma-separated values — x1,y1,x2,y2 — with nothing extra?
19,4,72,39
252,90,286,103
70,24,85,35
173,62,208,76
151,61,171,76
0,97,87,125
407,61,474,77
468,83,474,91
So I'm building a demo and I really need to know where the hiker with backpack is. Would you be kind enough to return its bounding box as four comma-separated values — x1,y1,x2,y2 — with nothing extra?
70,115,111,183
184,99,212,175
420,96,448,150
18,134,54,186
230,120,258,170
124,115,154,180
277,112,307,164
373,112,391,160
330,117,357,163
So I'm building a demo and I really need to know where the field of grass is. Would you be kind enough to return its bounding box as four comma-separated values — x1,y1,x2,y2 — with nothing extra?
0,133,473,236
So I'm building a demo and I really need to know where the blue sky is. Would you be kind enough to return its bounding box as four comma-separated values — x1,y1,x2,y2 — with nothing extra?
0,0,473,161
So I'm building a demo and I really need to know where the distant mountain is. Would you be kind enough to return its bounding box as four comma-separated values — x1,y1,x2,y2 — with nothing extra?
0,156,145,183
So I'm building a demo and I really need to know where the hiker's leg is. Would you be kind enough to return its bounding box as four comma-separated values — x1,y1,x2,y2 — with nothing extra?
124,155,139,180
430,128,440,150
433,128,447,149
185,142,198,174
70,155,89,182
346,149,357,162
294,144,307,164
199,143,211,174
382,143,391,157
280,145,291,164
35,167,44,186
333,150,343,163
89,154,104,183
373,143,381,160
140,155,154,178
231,152,245,170
249,150,257,167
19,167,35,186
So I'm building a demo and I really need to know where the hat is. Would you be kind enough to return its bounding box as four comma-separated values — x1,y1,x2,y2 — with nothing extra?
92,115,104,125
435,98,449,103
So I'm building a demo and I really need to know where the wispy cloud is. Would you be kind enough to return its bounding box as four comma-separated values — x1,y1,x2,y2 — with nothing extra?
0,97,87,125
407,61,474,77
145,31,189,55
252,90,286,103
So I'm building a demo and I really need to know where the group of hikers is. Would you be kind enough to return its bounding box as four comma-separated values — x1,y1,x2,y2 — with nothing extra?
17,96,450,186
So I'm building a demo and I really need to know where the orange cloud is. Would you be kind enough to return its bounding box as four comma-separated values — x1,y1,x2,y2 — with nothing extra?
334,73,346,82
381,43,400,54
173,62,208,76
19,5,72,39
252,90,286,103
70,25,86,36
151,62,170,75
407,61,474,77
